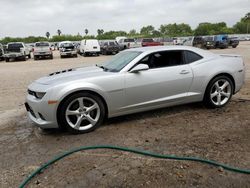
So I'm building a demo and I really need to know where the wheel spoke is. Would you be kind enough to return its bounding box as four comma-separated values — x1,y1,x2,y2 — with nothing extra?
217,94,221,105
210,91,218,98
78,98,84,108
86,103,98,113
221,81,229,90
221,92,230,98
85,114,97,125
74,116,84,129
215,81,220,90
66,109,80,116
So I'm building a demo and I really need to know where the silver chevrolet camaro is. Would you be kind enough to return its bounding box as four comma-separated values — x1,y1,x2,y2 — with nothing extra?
25,46,245,133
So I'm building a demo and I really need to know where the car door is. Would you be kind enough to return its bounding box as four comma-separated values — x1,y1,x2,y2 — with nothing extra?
123,50,193,112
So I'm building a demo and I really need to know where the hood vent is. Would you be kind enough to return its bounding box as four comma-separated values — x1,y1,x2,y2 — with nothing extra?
49,68,74,76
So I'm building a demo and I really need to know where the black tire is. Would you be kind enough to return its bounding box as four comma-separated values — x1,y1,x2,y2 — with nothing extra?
203,75,234,108
34,55,38,60
60,55,64,58
5,58,9,62
83,52,87,57
50,55,53,59
58,92,106,134
28,54,31,59
22,56,26,61
232,45,237,48
74,54,77,58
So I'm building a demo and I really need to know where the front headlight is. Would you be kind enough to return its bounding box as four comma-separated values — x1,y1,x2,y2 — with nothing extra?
35,92,46,99
28,90,46,99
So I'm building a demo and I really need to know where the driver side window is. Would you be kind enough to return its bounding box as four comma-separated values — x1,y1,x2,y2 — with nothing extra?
139,50,185,69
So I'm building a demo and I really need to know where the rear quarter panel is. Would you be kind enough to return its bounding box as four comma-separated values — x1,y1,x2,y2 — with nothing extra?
189,56,245,101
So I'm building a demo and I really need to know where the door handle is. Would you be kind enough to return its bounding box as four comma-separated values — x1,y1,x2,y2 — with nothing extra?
180,70,190,74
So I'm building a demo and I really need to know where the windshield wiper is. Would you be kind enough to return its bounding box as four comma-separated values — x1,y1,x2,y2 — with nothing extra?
96,64,109,71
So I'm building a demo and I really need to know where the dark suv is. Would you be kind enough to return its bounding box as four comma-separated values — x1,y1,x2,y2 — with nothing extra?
228,37,239,48
100,40,120,55
203,36,216,49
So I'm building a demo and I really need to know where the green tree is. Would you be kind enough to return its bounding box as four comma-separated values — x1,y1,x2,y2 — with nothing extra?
46,32,50,39
194,22,232,35
97,29,104,36
140,25,154,36
129,29,137,36
160,23,192,37
234,12,250,33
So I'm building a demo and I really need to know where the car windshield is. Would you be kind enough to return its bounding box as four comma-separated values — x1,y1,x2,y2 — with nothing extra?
204,36,214,41
143,38,154,42
8,43,23,49
124,39,135,42
35,42,49,47
62,43,74,47
100,51,142,72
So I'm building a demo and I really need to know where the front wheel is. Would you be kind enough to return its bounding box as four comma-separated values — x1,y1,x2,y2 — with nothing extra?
58,92,106,134
203,76,233,108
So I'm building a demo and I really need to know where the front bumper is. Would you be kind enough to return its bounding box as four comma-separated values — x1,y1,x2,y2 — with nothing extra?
4,53,24,58
25,91,59,129
60,51,77,56
33,51,52,56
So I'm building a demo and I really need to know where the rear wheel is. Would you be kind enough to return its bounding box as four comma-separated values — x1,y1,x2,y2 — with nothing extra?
5,58,9,62
58,92,105,134
204,76,233,108
28,54,31,59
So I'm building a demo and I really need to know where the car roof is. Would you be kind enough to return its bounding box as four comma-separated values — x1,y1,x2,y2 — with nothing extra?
126,46,216,58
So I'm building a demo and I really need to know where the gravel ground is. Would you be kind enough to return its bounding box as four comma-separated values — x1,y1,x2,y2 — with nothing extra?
0,43,250,187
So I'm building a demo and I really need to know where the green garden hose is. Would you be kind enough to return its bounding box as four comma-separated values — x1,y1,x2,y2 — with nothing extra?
19,145,250,188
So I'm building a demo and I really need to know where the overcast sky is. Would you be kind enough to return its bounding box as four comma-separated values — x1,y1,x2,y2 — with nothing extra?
0,0,249,38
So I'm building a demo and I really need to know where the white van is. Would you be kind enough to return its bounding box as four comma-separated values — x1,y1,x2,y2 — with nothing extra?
79,39,100,56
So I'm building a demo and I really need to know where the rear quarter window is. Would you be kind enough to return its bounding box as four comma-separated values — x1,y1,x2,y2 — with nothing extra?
185,51,203,63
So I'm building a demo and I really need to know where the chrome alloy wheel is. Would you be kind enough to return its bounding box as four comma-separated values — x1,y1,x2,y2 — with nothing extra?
65,97,100,131
210,79,232,106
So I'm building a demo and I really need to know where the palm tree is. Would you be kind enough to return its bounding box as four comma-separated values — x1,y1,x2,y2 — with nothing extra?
57,29,62,36
46,32,50,39
85,29,88,35
244,12,250,33
97,29,104,35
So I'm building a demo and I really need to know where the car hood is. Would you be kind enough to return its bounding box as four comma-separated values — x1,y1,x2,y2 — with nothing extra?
35,66,112,85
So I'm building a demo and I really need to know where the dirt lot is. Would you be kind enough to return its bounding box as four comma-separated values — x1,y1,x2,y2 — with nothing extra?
0,43,250,187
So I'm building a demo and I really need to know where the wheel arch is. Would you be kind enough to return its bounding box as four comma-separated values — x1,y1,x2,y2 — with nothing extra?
56,89,109,128
204,72,236,99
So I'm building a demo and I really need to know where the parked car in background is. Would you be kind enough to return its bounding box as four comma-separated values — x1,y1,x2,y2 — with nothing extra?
214,35,229,49
115,36,127,43
4,42,31,62
203,36,216,49
0,43,4,61
173,37,185,45
137,38,163,47
59,41,77,58
154,38,173,46
25,46,245,133
33,42,53,60
100,40,120,55
183,36,205,48
117,38,140,50
228,37,239,48
79,39,100,56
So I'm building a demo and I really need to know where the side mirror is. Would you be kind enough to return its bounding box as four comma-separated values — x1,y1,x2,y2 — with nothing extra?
129,64,149,73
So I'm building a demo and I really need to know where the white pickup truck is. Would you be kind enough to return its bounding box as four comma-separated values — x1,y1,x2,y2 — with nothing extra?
4,42,31,62
33,42,53,60
117,38,140,50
